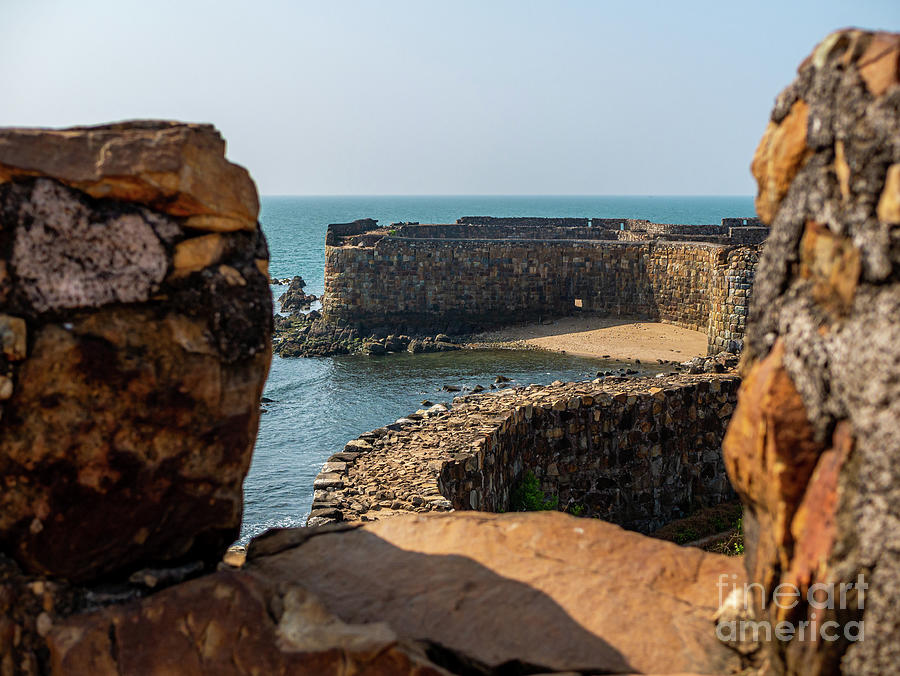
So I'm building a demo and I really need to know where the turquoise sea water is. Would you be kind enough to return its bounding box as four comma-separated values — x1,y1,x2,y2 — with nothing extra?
242,195,754,541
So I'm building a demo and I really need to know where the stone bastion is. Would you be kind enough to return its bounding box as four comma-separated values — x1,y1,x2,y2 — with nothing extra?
322,216,765,354
309,371,740,532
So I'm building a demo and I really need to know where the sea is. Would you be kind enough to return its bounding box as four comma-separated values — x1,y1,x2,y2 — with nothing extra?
241,195,755,542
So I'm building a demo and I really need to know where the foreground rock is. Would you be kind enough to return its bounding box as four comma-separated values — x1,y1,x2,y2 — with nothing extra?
724,29,900,673
0,122,272,583
0,121,259,232
44,566,446,675
39,512,743,675
248,512,745,674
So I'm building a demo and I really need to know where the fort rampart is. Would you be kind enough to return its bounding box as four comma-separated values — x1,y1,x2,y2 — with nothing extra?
322,217,762,354
309,372,739,532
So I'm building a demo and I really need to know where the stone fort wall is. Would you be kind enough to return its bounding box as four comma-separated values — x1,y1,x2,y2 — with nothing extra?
322,218,761,354
309,373,739,532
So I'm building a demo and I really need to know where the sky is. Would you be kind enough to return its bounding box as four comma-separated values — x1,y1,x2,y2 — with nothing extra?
1,1,898,196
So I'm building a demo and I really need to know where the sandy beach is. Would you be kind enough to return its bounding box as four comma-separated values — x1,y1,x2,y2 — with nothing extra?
470,316,708,362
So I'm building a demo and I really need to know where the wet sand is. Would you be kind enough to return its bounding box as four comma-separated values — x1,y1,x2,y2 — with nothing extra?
469,317,708,362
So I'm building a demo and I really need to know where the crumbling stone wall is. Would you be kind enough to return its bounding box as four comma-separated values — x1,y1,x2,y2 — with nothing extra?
721,29,900,675
309,373,738,533
323,230,759,353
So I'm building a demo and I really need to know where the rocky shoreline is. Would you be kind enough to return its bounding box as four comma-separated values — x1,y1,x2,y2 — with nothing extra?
272,304,737,377
273,311,465,357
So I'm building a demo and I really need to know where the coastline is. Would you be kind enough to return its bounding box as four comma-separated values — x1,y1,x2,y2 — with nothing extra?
467,316,709,362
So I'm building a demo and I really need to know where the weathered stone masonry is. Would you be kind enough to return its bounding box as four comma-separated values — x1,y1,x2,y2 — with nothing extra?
322,217,762,354
309,373,739,533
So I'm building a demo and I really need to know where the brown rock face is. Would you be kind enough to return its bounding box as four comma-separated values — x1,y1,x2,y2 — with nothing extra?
751,100,811,224
877,163,900,223
45,569,446,676
725,29,900,674
857,32,900,96
247,512,745,675
0,309,268,581
0,121,259,232
0,123,272,583
723,339,826,593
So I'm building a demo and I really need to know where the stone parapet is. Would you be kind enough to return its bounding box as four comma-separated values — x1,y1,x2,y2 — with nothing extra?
309,372,739,533
323,230,760,353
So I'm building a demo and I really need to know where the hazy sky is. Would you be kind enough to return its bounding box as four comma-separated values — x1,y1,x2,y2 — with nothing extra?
1,1,897,196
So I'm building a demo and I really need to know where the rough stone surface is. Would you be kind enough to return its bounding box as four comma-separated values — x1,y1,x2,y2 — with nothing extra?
0,308,269,582
277,275,317,313
44,568,446,675
4,179,172,313
877,162,900,223
751,101,811,224
249,512,746,675
171,232,229,277
726,29,900,674
0,124,272,584
308,372,739,532
0,121,259,232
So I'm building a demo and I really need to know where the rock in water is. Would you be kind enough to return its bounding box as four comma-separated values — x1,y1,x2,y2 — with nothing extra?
277,275,317,313
0,122,272,583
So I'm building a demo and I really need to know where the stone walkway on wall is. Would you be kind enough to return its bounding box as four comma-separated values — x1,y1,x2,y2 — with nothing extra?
309,371,739,528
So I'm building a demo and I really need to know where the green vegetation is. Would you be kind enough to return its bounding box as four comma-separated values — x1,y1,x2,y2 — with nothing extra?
704,515,744,556
568,503,586,517
650,501,745,555
511,471,559,512
673,526,700,544
729,517,745,555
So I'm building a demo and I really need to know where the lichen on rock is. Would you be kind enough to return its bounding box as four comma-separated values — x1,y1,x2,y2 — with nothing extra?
4,178,173,314
727,27,900,675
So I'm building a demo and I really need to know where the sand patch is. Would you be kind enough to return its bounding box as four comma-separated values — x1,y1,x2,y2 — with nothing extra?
470,316,708,362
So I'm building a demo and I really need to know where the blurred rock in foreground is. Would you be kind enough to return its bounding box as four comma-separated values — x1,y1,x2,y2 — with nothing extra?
0,121,272,583
725,28,900,675
46,512,743,675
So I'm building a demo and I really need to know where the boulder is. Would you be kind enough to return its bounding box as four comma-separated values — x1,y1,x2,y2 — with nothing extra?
0,121,258,232
364,340,387,356
247,512,745,675
44,568,446,675
278,275,317,313
724,29,900,674
0,123,272,583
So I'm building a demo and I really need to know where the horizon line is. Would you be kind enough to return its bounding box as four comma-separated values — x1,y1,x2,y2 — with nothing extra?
260,193,757,199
